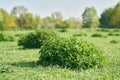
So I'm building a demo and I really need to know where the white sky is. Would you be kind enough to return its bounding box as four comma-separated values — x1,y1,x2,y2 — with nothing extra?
0,0,119,18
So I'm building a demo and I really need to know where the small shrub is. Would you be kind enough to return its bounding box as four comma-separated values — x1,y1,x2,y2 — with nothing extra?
97,28,110,32
38,37,106,70
115,34,120,36
73,32,87,37
0,33,4,41
102,35,107,38
108,33,120,36
18,30,59,49
113,29,120,32
110,40,119,44
4,35,14,41
0,33,14,42
15,34,24,37
59,29,68,32
108,33,113,36
91,33,103,37
18,35,26,46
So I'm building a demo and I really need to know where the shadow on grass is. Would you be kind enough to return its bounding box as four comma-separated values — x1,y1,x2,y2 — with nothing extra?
10,61,38,68
10,60,52,68
9,61,93,71
10,60,94,71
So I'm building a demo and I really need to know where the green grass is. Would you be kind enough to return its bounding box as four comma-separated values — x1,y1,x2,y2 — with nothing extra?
0,29,120,80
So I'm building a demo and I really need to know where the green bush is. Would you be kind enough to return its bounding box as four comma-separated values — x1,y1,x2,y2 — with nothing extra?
4,35,14,41
91,33,103,37
0,33,4,41
115,34,120,36
15,34,24,37
18,30,59,49
108,33,113,36
59,29,68,32
0,33,14,42
97,28,110,32
73,32,87,37
113,29,120,32
108,33,120,36
38,37,106,70
110,40,119,44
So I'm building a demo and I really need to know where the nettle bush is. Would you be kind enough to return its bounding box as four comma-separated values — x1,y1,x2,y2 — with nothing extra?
91,33,107,38
38,37,106,70
73,32,87,37
0,33,4,41
91,33,103,37
113,29,120,32
97,28,111,32
110,39,119,44
108,32,120,36
18,30,58,49
0,33,14,42
15,34,24,37
59,29,68,32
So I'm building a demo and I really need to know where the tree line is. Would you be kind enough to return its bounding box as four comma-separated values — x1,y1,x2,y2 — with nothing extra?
0,3,120,30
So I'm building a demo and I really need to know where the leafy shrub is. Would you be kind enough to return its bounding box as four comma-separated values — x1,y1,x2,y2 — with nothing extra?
110,40,119,44
108,33,120,36
113,29,120,32
108,33,113,36
59,29,68,32
4,35,14,41
91,33,103,37
73,32,87,37
15,34,24,37
18,30,59,49
0,33,14,42
0,33,4,41
97,28,110,32
115,34,120,36
38,37,106,70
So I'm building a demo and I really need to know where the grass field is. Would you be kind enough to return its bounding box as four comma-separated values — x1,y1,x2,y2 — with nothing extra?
0,29,120,80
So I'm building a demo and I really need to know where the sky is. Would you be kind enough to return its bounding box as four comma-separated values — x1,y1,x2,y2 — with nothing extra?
0,0,119,19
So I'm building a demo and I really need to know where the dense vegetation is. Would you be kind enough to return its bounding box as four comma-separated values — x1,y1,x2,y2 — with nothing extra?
38,36,106,70
18,30,58,49
0,29,120,80
0,33,14,42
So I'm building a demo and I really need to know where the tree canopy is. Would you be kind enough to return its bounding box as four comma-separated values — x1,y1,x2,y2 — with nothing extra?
0,8,16,29
82,7,99,28
100,8,114,28
1,3,120,30
110,3,120,28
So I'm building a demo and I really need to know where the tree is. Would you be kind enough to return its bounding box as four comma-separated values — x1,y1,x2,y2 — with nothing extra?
110,3,120,28
34,15,41,29
41,12,63,29
18,13,34,28
100,7,114,28
41,16,54,29
11,6,28,28
51,12,63,23
82,7,99,29
66,17,82,28
18,12,41,29
11,6,28,18
55,20,70,31
0,8,16,29
11,6,41,29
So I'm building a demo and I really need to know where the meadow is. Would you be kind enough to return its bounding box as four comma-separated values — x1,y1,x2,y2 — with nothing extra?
0,29,120,80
